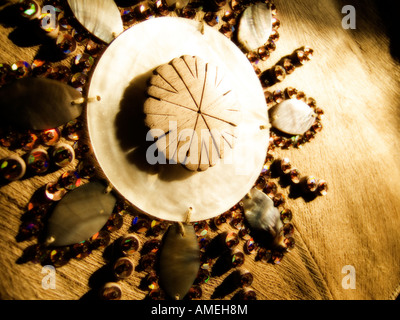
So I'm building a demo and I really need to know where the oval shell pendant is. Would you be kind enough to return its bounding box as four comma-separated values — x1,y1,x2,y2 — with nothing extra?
269,98,316,135
242,187,282,237
0,77,82,130
67,0,123,44
159,223,200,300
45,181,117,247
237,3,273,51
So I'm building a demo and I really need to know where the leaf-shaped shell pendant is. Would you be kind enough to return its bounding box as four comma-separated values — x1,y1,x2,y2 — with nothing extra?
67,0,123,44
144,55,240,171
45,181,116,247
159,223,200,300
269,98,316,135
237,3,273,51
242,187,282,237
0,77,82,130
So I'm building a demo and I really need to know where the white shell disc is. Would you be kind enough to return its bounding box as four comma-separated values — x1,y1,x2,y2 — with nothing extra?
87,17,269,222
67,0,123,44
269,98,316,135
237,3,273,51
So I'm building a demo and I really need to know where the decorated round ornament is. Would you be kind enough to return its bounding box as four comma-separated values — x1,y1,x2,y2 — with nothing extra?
87,17,270,222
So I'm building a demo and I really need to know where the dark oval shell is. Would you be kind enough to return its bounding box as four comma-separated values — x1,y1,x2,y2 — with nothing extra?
159,223,200,300
46,181,117,246
0,77,82,130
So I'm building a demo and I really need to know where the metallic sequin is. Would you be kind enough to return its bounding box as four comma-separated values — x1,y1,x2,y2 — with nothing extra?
40,128,60,146
225,231,239,248
58,171,81,190
280,209,293,224
0,155,26,180
99,282,122,300
27,148,49,174
52,143,75,167
113,257,134,279
11,61,31,79
45,182,67,201
119,234,140,256
56,33,77,55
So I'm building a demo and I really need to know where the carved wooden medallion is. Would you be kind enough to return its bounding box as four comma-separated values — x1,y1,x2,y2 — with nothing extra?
144,55,241,171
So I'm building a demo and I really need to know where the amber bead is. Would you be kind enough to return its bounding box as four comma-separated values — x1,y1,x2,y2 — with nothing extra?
71,241,91,259
283,223,294,238
155,0,170,16
273,89,285,103
258,46,270,61
238,270,253,287
203,11,219,27
256,247,272,263
222,10,237,25
131,216,151,234
317,179,328,196
239,288,257,300
105,212,124,232
264,182,277,198
255,176,266,190
273,193,285,207
225,231,239,248
280,158,291,174
142,239,161,255
90,230,110,249
272,251,283,264
187,285,202,299
285,87,298,99
280,209,293,224
140,252,157,272
289,168,301,183
219,23,234,38
231,250,245,267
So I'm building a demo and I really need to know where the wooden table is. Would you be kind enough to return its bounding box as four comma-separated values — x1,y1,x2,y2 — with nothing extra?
0,0,399,300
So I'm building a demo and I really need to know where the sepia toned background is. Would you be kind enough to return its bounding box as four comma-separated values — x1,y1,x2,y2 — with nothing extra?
0,0,399,300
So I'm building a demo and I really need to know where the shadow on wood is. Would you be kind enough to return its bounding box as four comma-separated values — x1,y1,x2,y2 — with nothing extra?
211,270,241,299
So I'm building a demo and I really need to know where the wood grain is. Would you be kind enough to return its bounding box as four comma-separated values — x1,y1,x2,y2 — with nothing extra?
0,0,399,300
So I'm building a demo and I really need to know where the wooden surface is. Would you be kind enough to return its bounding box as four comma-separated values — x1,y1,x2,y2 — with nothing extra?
0,0,399,300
